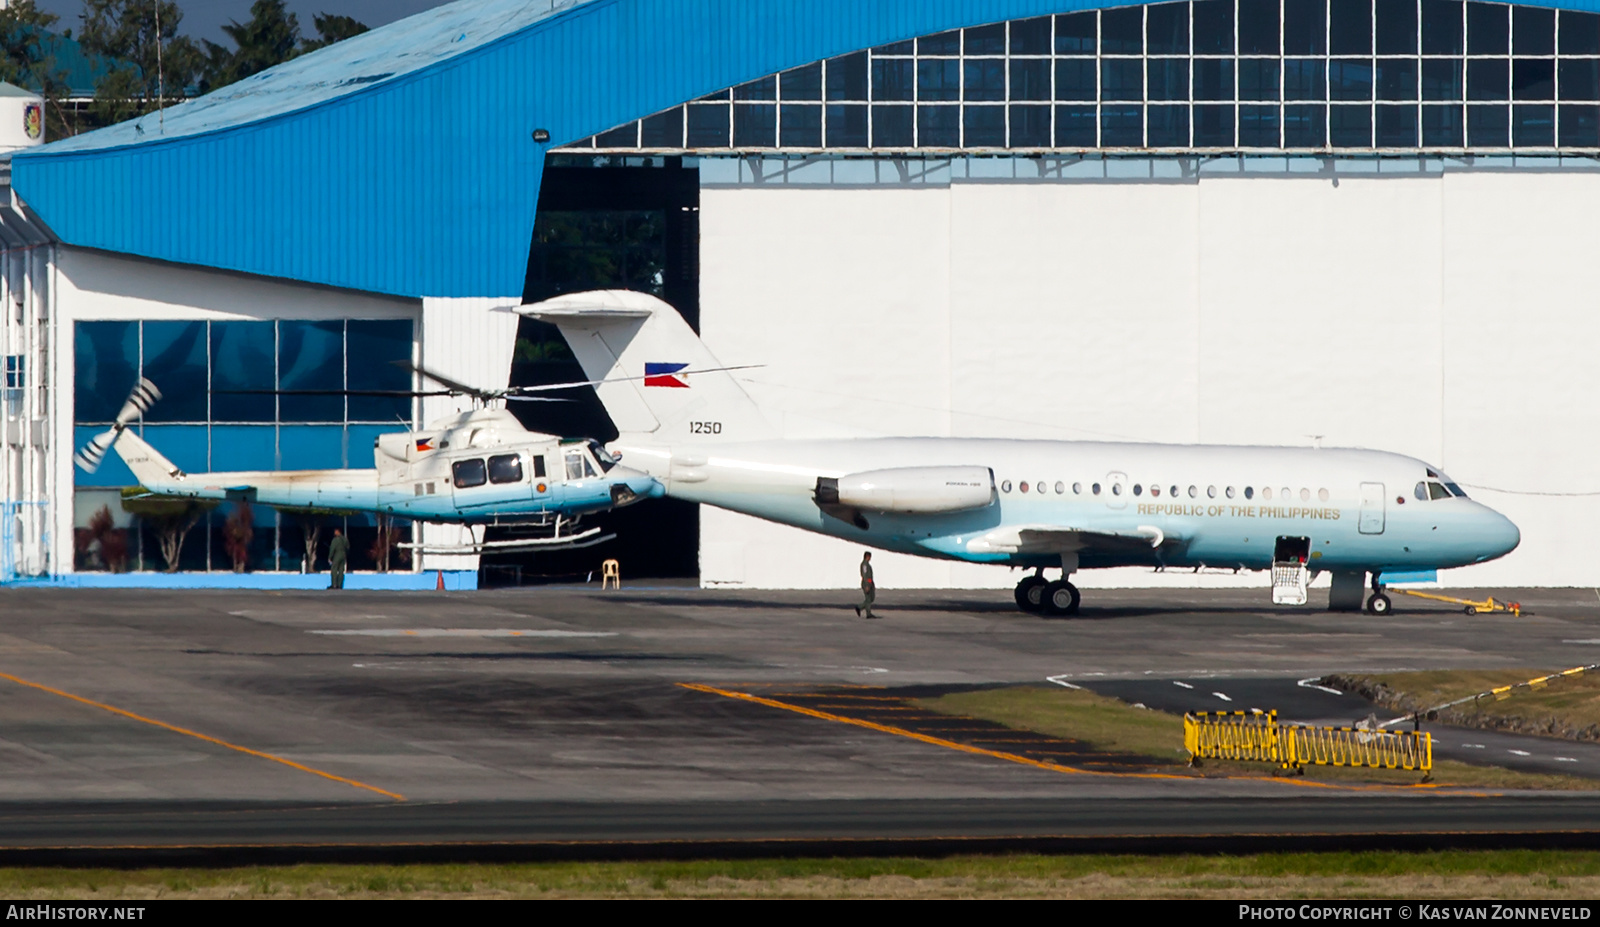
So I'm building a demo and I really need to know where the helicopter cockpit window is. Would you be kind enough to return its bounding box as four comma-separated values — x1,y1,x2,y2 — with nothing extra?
565,450,597,480
488,454,523,485
452,458,487,489
587,440,619,473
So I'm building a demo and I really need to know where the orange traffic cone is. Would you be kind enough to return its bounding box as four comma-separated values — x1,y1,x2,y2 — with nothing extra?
436,570,445,591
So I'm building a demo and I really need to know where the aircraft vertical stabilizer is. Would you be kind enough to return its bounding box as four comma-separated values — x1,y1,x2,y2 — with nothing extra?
524,290,776,444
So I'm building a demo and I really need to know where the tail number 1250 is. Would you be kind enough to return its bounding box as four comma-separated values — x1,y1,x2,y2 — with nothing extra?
690,421,723,435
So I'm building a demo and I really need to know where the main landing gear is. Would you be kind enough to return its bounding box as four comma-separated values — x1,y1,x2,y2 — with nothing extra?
1015,570,1081,617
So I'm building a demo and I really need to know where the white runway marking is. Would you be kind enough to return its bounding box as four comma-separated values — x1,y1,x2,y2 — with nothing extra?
1556,757,1580,763
1212,692,1232,702
1508,749,1531,756
1463,744,1485,749
311,629,617,638
1564,639,1600,644
1297,677,1345,695
1173,681,1194,689
1045,675,1083,690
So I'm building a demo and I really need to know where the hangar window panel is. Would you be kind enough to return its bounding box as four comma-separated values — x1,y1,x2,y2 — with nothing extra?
1468,102,1510,144
1148,103,1190,145
1513,103,1555,145
594,123,637,148
1194,58,1235,101
140,321,207,423
1055,104,1099,145
1466,2,1509,55
1330,0,1374,55
1377,103,1420,145
1240,0,1280,54
1467,58,1509,100
210,321,275,423
1148,3,1190,54
1330,59,1375,100
1284,59,1328,99
1011,16,1052,55
826,104,868,146
1512,6,1554,56
1423,0,1464,54
873,59,915,102
1330,103,1374,145
1192,0,1234,54
1193,103,1235,145
965,105,1007,146
918,105,961,146
639,109,683,147
1422,103,1465,143
73,321,138,424
1376,0,1419,55
780,64,823,100
921,30,962,56
279,425,341,470
1011,59,1051,101
209,425,276,473
1102,59,1145,102
966,23,1007,55
1239,104,1282,146
1511,58,1554,100
1561,11,1600,55
686,103,730,147
1009,104,1051,146
826,52,868,100
1101,104,1144,146
874,40,914,56
1149,58,1190,100
1558,60,1600,101
1239,59,1282,101
139,425,209,476
1284,0,1328,55
920,59,963,102
279,321,344,423
871,105,914,147
1559,104,1600,145
965,59,1007,101
1378,59,1419,100
1055,13,1097,54
734,76,777,101
1101,7,1144,55
732,104,776,147
347,320,414,424
780,104,822,146
1422,58,1465,100
1055,59,1097,101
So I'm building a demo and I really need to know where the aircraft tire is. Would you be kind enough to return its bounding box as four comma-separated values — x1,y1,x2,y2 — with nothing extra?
1366,592,1392,615
1014,576,1048,612
1041,580,1081,617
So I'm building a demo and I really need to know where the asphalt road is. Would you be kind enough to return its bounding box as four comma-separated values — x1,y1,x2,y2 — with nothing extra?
0,582,1598,859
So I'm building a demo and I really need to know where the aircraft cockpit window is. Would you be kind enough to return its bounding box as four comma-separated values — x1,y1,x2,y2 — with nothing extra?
488,454,523,485
565,451,598,480
587,440,619,473
452,459,487,489
1445,483,1468,498
1428,481,1451,501
1415,481,1428,501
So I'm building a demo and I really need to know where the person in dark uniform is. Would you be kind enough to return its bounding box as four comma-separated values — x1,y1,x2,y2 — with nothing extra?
328,528,349,590
855,551,878,619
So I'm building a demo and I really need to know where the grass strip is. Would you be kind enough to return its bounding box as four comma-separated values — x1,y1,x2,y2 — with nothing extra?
1325,670,1600,742
5,852,1600,898
914,685,1600,790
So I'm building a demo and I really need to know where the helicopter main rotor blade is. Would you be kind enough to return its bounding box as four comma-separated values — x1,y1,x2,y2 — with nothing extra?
390,360,500,401
503,364,764,394
213,389,456,397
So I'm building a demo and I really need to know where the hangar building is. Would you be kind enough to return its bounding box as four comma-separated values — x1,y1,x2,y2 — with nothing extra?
1,0,1596,590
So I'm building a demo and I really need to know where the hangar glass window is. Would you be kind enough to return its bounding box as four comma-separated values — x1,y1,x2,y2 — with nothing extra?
72,318,415,573
564,0,1599,154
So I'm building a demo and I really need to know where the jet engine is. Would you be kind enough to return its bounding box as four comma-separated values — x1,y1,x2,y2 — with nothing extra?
815,466,995,514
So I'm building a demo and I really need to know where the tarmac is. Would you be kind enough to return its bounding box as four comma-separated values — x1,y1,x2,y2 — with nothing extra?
0,582,1598,860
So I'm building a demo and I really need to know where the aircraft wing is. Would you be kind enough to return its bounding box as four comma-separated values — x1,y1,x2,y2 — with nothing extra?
965,524,1180,556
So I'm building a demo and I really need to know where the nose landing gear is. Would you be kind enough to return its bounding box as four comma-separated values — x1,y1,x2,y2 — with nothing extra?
1366,572,1391,615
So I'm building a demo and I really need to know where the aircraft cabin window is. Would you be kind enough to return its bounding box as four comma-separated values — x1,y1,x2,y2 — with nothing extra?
1188,485,1198,498
1151,485,1162,497
1207,485,1217,499
1055,481,1065,494
1073,482,1082,494
533,455,547,478
1262,487,1272,500
452,458,488,489
1415,481,1428,501
1112,483,1121,495
1318,488,1330,502
1428,481,1450,501
1093,482,1102,495
1300,488,1311,502
1002,480,1013,493
1281,487,1292,500
488,454,524,485
1226,486,1235,499
1020,481,1030,493
1170,485,1179,497
1244,486,1254,499
1133,484,1143,496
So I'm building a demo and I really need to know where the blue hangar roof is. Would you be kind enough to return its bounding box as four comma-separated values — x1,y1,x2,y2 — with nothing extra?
10,0,1597,298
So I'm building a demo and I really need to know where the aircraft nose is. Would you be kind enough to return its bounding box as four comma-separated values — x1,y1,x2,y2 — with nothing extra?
1475,506,1520,562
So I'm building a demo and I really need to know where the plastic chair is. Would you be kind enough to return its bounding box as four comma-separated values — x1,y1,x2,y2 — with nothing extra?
601,558,620,589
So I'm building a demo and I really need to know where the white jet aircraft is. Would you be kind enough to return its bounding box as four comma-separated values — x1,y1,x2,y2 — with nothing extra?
520,290,1521,616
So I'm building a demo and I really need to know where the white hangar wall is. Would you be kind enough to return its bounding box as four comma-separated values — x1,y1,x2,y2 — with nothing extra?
697,159,1600,590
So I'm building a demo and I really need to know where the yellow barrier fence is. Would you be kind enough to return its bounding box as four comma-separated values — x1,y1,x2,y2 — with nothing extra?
1185,710,1432,778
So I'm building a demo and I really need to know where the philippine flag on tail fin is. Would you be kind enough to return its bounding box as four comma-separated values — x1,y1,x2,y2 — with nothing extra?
644,363,690,388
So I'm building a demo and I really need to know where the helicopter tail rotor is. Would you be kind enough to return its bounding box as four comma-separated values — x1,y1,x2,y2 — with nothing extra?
73,378,161,473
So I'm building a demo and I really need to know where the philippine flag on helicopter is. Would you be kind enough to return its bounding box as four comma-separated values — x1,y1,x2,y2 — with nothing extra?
644,363,690,388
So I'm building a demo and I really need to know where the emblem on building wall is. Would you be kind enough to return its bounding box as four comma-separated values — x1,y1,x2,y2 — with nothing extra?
23,102,41,140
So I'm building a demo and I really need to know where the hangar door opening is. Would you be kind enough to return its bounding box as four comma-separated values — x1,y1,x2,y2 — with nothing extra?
485,160,701,584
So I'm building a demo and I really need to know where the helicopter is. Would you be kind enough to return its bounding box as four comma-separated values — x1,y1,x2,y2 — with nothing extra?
72,364,672,555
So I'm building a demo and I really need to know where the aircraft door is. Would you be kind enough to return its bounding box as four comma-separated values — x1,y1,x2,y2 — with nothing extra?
1105,472,1128,510
1358,482,1386,534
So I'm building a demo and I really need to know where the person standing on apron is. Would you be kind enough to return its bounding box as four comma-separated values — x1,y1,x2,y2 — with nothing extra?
328,528,349,590
855,551,878,619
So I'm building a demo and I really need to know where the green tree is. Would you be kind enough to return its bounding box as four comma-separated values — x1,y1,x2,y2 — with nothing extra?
121,488,215,573
80,0,200,126
0,1,72,138
200,0,298,93
300,13,368,53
